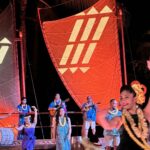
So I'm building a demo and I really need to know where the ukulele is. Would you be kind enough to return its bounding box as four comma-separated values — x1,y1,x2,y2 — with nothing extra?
84,102,101,111
49,98,70,117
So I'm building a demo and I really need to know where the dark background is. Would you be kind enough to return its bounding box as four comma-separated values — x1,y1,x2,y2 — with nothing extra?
0,0,150,139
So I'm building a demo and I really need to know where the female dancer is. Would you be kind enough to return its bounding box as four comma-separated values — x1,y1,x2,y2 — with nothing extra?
17,97,31,125
97,81,150,150
16,106,37,150
55,107,71,150
118,81,150,150
17,97,31,139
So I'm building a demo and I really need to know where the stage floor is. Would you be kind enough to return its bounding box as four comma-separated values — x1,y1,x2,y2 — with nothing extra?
0,138,105,150
0,139,55,150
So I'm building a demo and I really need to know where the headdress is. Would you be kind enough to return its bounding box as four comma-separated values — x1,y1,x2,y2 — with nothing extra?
131,80,147,105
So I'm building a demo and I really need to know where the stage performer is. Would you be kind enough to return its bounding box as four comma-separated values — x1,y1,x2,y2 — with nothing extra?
55,107,71,150
81,96,97,138
97,81,150,150
15,106,37,150
48,93,67,142
103,99,122,150
17,97,31,139
118,82,150,150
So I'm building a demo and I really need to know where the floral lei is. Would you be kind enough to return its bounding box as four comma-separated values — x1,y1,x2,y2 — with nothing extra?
59,117,66,127
21,104,27,110
123,108,150,149
131,80,147,105
108,108,118,115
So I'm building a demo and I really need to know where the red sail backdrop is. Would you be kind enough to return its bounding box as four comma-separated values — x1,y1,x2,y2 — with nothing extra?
39,0,122,123
0,4,20,129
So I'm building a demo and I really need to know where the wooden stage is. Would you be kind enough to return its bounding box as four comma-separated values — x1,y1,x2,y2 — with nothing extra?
0,139,86,150
0,139,56,150
0,138,105,150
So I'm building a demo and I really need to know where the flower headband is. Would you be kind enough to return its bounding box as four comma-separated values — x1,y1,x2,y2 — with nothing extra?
131,80,147,105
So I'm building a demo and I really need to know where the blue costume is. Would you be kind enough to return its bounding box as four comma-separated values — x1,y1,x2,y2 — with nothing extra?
105,110,122,121
81,102,97,138
22,126,36,150
49,100,61,108
103,109,122,147
56,117,71,150
82,103,96,121
17,104,31,125
104,110,122,136
48,99,67,112
17,104,31,140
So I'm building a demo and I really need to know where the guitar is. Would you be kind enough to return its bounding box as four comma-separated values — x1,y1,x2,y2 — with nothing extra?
84,102,101,111
49,98,70,117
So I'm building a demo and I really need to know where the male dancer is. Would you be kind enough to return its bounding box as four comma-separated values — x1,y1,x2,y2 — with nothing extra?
103,99,122,150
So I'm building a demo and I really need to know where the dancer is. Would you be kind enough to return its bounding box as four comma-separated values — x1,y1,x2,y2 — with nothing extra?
55,107,71,150
103,99,122,150
118,81,150,150
17,97,31,139
81,96,97,138
95,81,150,150
48,93,67,142
15,106,37,150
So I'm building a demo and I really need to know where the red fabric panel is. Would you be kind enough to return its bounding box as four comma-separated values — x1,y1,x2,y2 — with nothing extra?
0,4,20,130
40,0,122,124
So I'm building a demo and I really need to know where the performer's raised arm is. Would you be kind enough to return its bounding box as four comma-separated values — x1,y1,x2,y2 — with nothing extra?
32,106,38,125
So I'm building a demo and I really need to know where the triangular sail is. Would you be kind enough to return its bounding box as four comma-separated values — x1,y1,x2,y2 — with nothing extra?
38,0,122,125
0,4,20,130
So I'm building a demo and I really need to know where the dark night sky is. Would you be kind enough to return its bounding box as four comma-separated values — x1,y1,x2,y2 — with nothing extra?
0,0,150,138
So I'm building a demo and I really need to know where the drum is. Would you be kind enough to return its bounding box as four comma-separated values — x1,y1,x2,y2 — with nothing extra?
0,128,14,145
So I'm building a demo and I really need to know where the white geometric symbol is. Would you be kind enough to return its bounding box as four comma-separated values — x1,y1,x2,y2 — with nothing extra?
58,6,112,75
0,37,11,64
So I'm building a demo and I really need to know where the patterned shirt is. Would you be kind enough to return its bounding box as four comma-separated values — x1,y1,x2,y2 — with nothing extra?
104,109,122,136
48,99,67,112
82,103,97,121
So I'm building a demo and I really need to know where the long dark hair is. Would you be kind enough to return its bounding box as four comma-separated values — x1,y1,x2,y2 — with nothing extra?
56,107,68,126
20,97,27,105
120,85,136,97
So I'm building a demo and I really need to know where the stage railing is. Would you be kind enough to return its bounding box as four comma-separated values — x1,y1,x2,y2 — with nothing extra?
0,111,85,128
0,111,83,115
